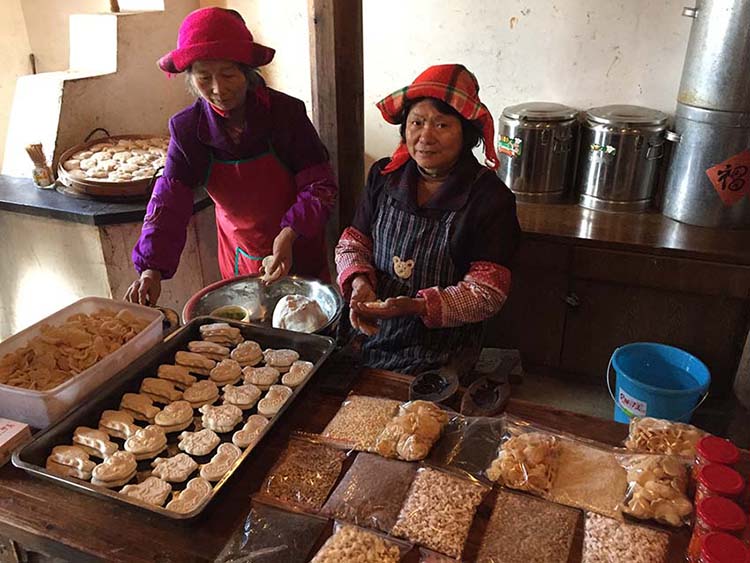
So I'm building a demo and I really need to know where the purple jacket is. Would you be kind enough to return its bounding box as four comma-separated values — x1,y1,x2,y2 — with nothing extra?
132,85,337,279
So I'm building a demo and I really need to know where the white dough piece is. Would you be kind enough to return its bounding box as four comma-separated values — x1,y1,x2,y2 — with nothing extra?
272,294,328,333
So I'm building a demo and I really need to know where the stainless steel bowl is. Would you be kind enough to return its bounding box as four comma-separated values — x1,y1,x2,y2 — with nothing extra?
182,275,343,335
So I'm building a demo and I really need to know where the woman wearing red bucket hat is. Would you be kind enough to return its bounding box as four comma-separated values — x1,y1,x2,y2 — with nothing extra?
335,64,520,374
126,7,336,305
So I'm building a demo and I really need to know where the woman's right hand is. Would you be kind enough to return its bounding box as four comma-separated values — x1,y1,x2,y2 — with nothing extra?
349,275,379,336
125,269,162,306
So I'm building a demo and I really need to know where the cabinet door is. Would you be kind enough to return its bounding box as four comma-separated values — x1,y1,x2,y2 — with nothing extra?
485,240,570,368
561,248,750,397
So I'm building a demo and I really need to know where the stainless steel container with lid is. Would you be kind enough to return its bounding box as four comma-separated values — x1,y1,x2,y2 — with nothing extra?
678,1,750,113
496,102,578,203
662,103,750,228
576,104,668,212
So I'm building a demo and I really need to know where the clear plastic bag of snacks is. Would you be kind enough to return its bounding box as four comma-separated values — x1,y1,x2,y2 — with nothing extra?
618,453,693,527
582,511,670,563
374,400,452,462
392,466,488,558
624,417,707,457
475,489,580,563
428,415,505,480
322,395,402,451
485,423,560,497
321,452,416,533
259,434,348,513
548,437,628,519
310,521,411,563
214,500,328,563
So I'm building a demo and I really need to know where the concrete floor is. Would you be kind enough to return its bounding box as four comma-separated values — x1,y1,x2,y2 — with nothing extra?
516,368,750,449
512,370,613,420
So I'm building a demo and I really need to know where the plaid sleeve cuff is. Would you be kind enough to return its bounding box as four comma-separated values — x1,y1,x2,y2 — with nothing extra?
416,287,443,328
415,261,511,328
335,227,377,299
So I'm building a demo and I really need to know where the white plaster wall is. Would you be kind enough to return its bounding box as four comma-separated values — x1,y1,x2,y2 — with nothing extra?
363,0,691,165
20,0,110,73
201,0,312,111
54,2,199,167
0,0,32,173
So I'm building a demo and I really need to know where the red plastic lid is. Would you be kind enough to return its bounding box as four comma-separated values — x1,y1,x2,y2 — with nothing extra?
700,532,749,563
698,463,746,496
697,497,746,531
697,436,740,465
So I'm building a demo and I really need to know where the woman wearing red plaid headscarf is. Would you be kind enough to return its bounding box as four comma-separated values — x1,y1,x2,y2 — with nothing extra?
335,64,520,374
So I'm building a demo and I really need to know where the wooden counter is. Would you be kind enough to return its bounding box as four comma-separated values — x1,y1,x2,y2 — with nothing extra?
0,369,689,563
0,176,220,340
518,202,750,266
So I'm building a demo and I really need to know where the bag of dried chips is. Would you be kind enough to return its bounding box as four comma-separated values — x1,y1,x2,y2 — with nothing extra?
624,417,707,458
618,453,693,527
485,426,560,497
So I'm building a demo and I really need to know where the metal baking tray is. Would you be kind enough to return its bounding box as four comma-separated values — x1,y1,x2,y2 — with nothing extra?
13,317,335,520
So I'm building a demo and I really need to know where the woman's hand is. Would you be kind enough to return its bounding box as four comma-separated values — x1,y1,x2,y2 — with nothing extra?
352,296,427,320
262,227,297,285
349,275,379,336
125,269,162,306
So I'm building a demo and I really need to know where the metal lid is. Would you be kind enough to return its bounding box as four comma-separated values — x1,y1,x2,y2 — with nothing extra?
502,102,578,122
700,532,749,563
697,497,746,531
586,104,668,126
697,436,740,465
697,464,745,496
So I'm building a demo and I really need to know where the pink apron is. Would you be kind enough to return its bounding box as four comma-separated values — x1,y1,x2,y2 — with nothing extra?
205,148,329,280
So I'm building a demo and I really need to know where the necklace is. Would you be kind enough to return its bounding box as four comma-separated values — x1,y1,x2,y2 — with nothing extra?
417,164,454,182
417,164,450,182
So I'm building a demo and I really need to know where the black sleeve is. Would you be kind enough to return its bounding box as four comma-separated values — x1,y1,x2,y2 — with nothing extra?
469,182,521,267
351,158,390,237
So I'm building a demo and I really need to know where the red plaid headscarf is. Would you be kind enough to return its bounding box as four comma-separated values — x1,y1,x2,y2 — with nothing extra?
376,64,498,174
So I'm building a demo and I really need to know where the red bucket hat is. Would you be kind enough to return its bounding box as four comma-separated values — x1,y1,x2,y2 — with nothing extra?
158,7,275,74
376,64,498,174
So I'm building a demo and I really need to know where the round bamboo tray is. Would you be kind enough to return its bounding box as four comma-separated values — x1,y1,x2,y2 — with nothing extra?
56,134,167,201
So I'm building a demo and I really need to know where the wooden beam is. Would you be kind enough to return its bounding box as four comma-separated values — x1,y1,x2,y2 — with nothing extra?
308,0,364,235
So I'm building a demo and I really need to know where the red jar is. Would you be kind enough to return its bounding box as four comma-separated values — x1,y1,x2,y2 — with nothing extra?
694,463,745,505
692,436,740,481
687,497,746,562
698,532,750,563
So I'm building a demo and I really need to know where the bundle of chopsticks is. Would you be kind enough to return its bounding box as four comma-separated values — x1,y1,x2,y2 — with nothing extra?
25,143,48,167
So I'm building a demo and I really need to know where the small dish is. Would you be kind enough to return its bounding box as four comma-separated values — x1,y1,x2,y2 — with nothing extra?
209,305,250,323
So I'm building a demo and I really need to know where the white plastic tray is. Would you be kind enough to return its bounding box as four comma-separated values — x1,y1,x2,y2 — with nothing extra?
0,297,163,428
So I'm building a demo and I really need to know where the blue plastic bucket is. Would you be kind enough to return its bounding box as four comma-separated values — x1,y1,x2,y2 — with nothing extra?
607,342,710,423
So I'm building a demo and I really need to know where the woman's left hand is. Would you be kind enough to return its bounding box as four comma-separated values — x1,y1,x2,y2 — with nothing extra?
352,296,427,319
262,227,297,285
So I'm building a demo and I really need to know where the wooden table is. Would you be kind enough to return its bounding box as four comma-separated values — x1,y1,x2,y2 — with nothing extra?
0,369,688,562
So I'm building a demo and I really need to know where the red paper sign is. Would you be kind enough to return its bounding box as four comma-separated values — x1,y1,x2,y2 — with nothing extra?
705,149,750,207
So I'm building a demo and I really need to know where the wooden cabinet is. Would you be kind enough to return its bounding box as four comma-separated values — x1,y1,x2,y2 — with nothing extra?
486,205,750,399
488,240,569,367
